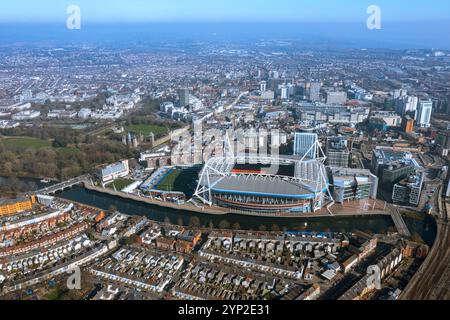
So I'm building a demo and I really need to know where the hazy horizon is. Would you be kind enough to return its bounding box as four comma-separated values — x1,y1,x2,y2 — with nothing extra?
1,1,450,49
1,21,450,50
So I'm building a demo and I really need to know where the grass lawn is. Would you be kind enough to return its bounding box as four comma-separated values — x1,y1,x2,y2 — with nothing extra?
0,136,51,150
154,168,200,196
45,288,64,300
125,124,169,137
107,178,135,191
57,147,81,155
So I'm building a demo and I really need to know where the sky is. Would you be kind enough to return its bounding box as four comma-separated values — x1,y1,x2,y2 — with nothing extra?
0,0,449,23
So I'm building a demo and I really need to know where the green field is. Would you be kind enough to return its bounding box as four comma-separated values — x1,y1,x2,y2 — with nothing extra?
106,178,135,191
125,124,169,137
155,170,182,192
0,137,51,150
154,168,200,196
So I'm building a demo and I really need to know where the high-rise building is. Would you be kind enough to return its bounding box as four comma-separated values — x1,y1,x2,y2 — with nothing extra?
293,133,318,159
326,137,350,167
309,82,321,102
280,85,288,100
415,99,433,128
178,88,190,108
402,116,415,133
260,81,267,92
396,95,418,115
393,89,408,99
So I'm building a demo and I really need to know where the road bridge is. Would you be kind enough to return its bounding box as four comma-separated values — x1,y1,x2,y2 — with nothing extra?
35,175,89,195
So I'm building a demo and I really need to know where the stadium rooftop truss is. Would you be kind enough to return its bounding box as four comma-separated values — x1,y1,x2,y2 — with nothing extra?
192,138,334,212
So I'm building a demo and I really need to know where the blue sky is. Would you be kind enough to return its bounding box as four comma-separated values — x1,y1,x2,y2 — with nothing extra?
0,0,449,23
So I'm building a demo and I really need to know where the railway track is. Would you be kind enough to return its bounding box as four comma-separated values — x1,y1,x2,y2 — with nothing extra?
401,196,450,300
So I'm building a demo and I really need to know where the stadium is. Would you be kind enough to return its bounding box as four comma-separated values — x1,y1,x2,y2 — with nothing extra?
193,151,333,214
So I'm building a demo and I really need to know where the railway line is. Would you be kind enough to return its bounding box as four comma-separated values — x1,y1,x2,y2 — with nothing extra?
401,194,450,300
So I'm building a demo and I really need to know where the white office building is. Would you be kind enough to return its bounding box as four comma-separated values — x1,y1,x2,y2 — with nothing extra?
309,82,321,102
96,160,130,184
396,96,418,115
78,108,92,119
415,99,433,128
260,81,267,92
11,110,40,120
280,85,288,100
326,91,347,105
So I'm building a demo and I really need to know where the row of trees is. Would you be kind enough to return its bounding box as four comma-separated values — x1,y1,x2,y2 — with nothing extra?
161,216,285,232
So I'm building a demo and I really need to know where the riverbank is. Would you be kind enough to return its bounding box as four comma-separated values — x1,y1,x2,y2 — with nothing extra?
83,182,394,220
58,186,400,236
84,182,230,215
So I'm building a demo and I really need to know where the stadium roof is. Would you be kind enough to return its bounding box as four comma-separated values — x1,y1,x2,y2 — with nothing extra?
209,175,325,199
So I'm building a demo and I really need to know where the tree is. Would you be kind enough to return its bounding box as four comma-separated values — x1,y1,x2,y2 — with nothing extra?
1,162,13,176
218,220,231,230
188,216,201,228
270,224,281,232
52,136,68,148
258,225,267,232
231,222,241,231
411,232,425,244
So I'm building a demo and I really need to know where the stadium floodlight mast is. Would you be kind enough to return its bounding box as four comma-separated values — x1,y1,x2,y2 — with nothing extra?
298,137,327,163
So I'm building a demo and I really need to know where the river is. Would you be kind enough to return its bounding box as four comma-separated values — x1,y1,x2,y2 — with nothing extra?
58,186,396,234
2,176,436,246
